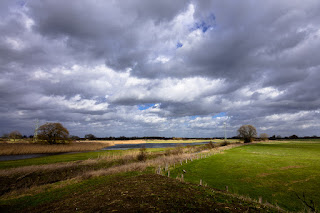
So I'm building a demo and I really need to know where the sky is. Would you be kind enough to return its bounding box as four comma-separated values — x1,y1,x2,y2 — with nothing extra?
1,0,320,138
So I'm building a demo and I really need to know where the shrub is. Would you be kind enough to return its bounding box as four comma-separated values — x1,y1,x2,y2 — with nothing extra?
206,141,216,149
171,145,184,155
137,147,147,161
9,130,22,142
260,133,269,141
219,141,230,146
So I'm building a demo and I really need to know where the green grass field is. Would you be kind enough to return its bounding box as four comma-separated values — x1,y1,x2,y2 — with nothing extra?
0,142,281,212
171,141,320,211
1,140,319,212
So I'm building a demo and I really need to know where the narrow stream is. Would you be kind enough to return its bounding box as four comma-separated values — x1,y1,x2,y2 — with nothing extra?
102,142,210,150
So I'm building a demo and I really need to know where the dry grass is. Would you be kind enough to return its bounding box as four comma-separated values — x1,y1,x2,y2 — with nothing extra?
81,143,245,180
0,143,244,177
0,142,110,155
83,140,146,145
0,142,245,199
0,150,141,176
82,153,194,179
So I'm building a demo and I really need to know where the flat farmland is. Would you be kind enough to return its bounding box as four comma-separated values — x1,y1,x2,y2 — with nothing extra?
170,140,320,211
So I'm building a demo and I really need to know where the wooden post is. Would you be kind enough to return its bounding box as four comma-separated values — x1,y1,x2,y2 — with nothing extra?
200,179,202,186
226,186,228,192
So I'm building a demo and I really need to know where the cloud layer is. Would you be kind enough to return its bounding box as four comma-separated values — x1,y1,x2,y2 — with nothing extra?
1,0,320,137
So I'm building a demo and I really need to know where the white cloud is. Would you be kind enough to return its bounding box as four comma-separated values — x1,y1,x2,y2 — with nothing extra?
1,1,320,137
5,37,25,50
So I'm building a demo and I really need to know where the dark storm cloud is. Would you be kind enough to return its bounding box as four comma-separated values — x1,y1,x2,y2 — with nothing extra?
0,0,320,137
26,0,189,70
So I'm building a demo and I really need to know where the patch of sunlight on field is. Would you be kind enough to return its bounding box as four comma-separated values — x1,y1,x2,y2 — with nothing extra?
170,140,320,212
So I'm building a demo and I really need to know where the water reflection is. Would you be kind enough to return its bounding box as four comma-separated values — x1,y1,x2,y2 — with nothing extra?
102,142,210,150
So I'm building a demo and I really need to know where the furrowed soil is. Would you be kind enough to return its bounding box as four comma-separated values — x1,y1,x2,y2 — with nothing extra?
0,173,278,213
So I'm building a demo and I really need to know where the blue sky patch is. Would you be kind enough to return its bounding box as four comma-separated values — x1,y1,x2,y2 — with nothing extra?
212,112,226,118
138,103,156,110
190,115,199,120
191,13,216,33
193,21,212,33
176,42,183,48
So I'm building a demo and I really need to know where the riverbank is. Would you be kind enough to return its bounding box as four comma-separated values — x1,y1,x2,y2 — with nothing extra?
0,139,216,156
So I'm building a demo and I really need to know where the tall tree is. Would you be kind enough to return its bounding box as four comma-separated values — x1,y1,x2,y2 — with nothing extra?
237,125,257,143
38,123,69,144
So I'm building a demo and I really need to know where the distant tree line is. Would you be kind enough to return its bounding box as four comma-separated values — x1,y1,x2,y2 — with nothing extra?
79,135,216,141
231,134,319,140
1,122,319,144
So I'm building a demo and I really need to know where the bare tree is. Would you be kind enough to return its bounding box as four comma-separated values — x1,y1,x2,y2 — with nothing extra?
260,133,269,141
9,130,22,142
38,123,69,144
237,125,257,143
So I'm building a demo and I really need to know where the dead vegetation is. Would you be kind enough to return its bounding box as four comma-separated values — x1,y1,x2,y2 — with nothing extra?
0,142,110,155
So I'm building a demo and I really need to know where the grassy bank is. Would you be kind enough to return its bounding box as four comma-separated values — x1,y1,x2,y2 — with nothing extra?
170,140,320,211
0,150,132,170
0,171,280,212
